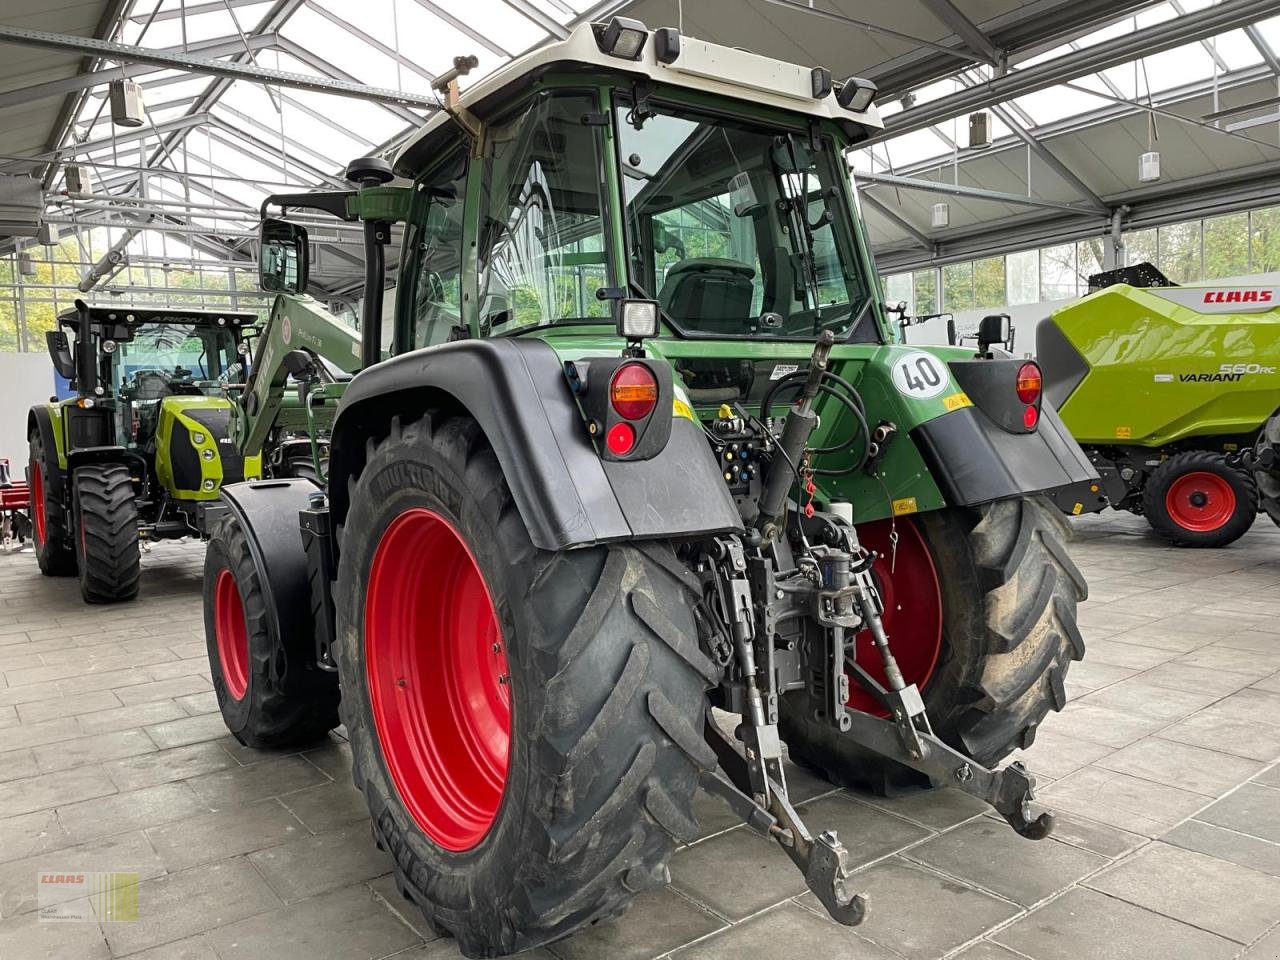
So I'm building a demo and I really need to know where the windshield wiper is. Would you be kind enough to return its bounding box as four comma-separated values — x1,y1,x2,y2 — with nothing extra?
780,135,824,327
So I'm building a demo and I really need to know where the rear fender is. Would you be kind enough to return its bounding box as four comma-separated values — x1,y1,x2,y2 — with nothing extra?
327,338,743,551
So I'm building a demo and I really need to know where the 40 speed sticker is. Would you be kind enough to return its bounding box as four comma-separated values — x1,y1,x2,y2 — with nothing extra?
891,351,950,400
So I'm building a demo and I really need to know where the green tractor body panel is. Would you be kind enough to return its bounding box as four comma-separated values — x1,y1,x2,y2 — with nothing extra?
232,293,360,457
545,331,982,522
154,396,262,501
36,400,72,470
1042,282,1280,448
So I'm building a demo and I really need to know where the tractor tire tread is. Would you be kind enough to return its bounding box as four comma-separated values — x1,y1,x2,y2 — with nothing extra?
74,465,140,603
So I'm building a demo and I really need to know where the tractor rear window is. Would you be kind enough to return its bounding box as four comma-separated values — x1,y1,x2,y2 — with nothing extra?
615,101,873,341
477,93,614,335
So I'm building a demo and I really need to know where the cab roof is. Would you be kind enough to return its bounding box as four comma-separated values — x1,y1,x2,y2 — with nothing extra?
394,20,883,178
57,303,258,330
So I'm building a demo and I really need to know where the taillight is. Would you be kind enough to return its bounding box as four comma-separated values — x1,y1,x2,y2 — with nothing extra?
610,363,658,420
1023,405,1039,429
1015,362,1042,404
606,422,636,456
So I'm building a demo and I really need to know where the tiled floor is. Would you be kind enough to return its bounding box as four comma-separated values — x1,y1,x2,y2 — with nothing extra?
2,511,1279,960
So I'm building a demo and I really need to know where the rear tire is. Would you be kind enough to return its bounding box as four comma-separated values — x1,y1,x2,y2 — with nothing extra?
1142,451,1257,547
336,412,717,958
202,512,340,748
779,495,1086,795
1254,415,1280,528
72,465,140,603
27,431,76,577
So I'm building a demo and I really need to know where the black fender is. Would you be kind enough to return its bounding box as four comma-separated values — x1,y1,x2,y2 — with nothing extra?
328,338,743,551
26,406,67,510
213,479,320,668
911,402,1099,507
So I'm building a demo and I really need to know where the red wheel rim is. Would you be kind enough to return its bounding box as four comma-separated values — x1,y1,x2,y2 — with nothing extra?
1165,471,1236,532
213,568,250,700
365,508,510,852
846,517,943,717
29,462,46,546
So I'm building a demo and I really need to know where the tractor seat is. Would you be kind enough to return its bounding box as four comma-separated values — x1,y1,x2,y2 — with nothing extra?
659,258,756,331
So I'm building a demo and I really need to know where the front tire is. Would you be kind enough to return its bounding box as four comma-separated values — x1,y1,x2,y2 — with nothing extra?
1142,451,1257,547
72,464,140,603
336,412,717,958
202,513,340,747
1253,415,1280,528
27,431,75,576
780,496,1087,794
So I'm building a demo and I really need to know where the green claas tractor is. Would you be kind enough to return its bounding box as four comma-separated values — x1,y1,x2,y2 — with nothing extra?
26,304,263,602
201,20,1094,957
25,299,359,603
1039,262,1280,547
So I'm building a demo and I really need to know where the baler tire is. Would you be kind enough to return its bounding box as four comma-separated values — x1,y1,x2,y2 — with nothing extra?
1253,415,1280,528
335,411,716,958
202,512,340,748
27,430,76,577
72,464,140,603
779,495,1087,795
1142,451,1258,548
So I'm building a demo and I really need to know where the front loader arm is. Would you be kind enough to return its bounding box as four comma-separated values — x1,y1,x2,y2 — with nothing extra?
233,294,362,457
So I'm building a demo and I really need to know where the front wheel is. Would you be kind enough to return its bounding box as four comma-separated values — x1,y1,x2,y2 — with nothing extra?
202,513,340,747
1142,451,1257,547
72,464,140,603
335,412,717,958
1252,415,1280,528
779,496,1087,795
27,431,75,576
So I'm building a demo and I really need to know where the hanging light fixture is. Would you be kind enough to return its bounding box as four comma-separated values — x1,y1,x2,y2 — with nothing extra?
109,79,145,128
19,253,36,276
931,202,951,228
1139,151,1161,183
968,111,993,149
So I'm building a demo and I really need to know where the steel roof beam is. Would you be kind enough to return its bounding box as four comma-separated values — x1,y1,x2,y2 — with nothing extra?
1245,24,1280,76
916,0,1003,66
304,2,437,84
987,102,1108,213
204,121,350,188
864,0,1277,144
854,170,1100,214
129,0,262,22
859,193,935,250
273,37,428,126
0,25,437,108
500,0,569,41
408,0,512,58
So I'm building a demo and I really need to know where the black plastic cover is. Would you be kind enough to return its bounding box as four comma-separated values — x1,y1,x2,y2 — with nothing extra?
328,338,742,551
947,358,1034,434
1035,317,1091,410
912,403,1097,507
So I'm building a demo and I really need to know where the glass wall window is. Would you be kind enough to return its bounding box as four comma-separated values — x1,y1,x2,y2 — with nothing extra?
1251,207,1280,274
1006,250,1039,305
1039,244,1078,301
1159,221,1203,283
913,269,938,314
942,262,975,311
973,257,1005,309
1125,229,1157,267
1203,214,1249,279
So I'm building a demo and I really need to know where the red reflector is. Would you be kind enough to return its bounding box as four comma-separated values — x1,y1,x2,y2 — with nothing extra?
610,364,658,420
1023,405,1039,429
1016,361,1042,404
606,421,636,456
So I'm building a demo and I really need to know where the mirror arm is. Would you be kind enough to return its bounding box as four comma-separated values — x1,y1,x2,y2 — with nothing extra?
360,219,391,368
260,191,358,222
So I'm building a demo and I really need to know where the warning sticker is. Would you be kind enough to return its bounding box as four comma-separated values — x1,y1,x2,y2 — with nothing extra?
892,497,918,516
1115,426,1132,439
942,392,973,411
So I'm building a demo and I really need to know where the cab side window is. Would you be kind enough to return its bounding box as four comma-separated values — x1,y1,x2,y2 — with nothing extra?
410,150,468,350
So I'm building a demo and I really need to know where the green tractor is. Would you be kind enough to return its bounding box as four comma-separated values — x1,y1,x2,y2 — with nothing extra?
202,20,1093,957
1039,263,1280,546
25,300,358,603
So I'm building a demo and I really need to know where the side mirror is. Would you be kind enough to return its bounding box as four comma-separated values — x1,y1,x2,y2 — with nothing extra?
977,313,1012,353
259,218,309,294
46,330,76,380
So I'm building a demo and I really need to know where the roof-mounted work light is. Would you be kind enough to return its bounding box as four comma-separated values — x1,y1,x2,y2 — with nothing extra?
594,16,649,61
836,76,878,113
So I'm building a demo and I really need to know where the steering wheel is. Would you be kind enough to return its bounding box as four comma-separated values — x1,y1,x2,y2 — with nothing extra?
126,368,174,401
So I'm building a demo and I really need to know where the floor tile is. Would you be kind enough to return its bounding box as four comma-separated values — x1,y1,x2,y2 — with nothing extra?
1164,818,1280,878
1086,842,1280,943
669,828,807,920
552,887,726,960
1041,766,1208,836
993,886,1238,960
203,883,422,960
102,857,281,957
1195,783,1280,843
1095,737,1264,797
102,741,238,791
827,858,1020,960
56,781,207,844
795,794,932,868
855,786,990,832
146,797,306,871
1156,713,1280,763
247,823,394,902
0,908,111,960
906,817,1107,905
671,902,894,959
186,754,331,806
0,808,69,864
